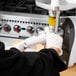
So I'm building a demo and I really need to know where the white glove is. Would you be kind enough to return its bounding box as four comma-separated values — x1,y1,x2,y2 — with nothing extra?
46,32,63,56
5,42,36,52
6,33,46,52
24,43,45,52
5,41,24,52
13,41,25,52
14,33,46,52
24,45,36,52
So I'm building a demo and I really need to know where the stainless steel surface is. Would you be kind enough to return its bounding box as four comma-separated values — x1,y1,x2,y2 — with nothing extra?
0,11,48,38
0,37,19,47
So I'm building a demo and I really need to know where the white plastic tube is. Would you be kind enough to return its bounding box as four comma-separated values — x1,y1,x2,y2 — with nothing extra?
24,33,46,47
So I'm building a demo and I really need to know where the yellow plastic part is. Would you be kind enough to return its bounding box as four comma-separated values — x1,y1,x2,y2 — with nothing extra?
48,16,56,26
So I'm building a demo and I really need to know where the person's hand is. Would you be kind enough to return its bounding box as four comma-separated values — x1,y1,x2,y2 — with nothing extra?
46,32,63,56
5,33,46,52
24,43,44,52
5,40,24,52
24,45,36,52
15,33,46,52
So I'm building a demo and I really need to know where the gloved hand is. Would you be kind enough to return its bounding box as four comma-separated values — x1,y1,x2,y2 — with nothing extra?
24,43,45,52
45,27,63,56
6,33,46,52
46,32,63,56
5,41,24,52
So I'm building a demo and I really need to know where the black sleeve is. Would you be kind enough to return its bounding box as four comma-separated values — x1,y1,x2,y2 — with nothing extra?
22,49,67,76
0,42,67,76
